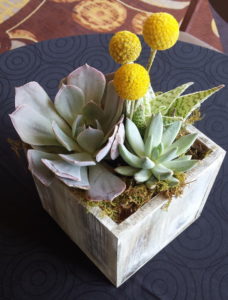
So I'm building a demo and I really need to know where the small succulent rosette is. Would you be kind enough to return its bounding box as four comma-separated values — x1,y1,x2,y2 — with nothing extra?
10,65,126,201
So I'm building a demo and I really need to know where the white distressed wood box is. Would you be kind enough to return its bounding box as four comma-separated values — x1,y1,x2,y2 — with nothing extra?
33,125,226,287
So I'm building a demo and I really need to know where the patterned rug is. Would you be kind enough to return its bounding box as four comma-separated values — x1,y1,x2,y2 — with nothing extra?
0,0,224,53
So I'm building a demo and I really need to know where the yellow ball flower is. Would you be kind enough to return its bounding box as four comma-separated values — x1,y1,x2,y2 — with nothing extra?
143,12,179,50
113,63,150,100
109,31,142,64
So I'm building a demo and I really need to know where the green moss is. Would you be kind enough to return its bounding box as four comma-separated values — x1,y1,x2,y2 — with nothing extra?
85,173,188,224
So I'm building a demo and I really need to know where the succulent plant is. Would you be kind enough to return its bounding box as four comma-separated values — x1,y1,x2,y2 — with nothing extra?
10,64,126,201
115,113,198,187
133,82,224,129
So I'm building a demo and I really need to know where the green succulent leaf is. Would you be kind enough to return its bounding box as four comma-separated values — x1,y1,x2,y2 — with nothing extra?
141,157,155,169
27,149,57,186
152,164,173,180
115,166,138,176
82,101,105,125
54,85,84,126
168,85,224,120
58,166,90,190
157,147,178,163
168,133,197,156
145,113,163,156
134,169,152,183
175,155,192,161
10,105,61,147
163,116,183,126
166,175,179,186
59,152,96,166
15,81,71,136
72,114,84,138
150,82,193,114
76,127,104,154
163,159,198,172
52,121,81,152
162,121,182,148
126,118,145,157
102,81,124,133
119,144,145,168
42,157,81,181
151,143,164,161
67,64,106,105
87,164,126,201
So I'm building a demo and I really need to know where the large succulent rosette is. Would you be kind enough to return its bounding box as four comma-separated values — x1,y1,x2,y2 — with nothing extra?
10,65,126,201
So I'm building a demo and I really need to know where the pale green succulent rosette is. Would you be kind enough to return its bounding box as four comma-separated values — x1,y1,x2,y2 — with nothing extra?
10,64,126,201
115,113,198,187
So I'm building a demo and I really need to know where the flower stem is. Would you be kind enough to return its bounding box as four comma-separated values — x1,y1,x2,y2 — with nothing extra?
146,48,157,73
129,101,136,120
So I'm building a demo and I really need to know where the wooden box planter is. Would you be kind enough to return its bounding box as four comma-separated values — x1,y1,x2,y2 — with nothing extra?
33,125,226,287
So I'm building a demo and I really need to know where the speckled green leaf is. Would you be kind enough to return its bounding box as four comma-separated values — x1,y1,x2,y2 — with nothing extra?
168,85,224,120
150,82,193,114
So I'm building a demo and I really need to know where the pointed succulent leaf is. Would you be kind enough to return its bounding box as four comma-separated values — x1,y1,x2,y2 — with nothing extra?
145,113,163,156
151,143,164,161
59,152,96,166
10,105,60,146
77,127,104,154
166,175,179,186
152,164,173,180
151,82,193,114
42,158,81,181
163,159,198,172
163,116,183,126
87,164,126,201
157,147,178,163
27,150,58,186
52,121,81,152
115,166,138,176
168,85,224,120
82,101,105,124
141,157,155,169
102,81,124,132
54,85,84,126
111,122,125,160
57,167,90,190
96,125,117,162
72,114,84,137
15,81,71,135
162,121,182,148
67,64,106,105
126,118,145,157
175,155,192,161
134,169,152,183
168,133,197,156
119,144,145,168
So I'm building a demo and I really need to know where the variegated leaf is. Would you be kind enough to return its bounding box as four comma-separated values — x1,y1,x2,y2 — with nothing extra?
151,82,193,114
168,85,224,120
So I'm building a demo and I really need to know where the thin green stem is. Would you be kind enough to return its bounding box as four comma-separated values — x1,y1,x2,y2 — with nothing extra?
146,49,157,73
129,101,136,120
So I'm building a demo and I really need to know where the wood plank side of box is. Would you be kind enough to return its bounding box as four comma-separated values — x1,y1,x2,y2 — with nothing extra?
33,125,226,287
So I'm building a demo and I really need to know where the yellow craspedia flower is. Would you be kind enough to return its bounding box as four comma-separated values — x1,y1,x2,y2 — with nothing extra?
143,12,179,50
109,31,142,64
113,63,150,100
